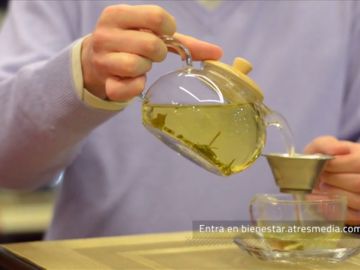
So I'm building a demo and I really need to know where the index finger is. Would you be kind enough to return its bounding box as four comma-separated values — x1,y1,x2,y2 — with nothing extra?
98,5,176,36
304,136,350,156
174,33,223,61
325,149,360,173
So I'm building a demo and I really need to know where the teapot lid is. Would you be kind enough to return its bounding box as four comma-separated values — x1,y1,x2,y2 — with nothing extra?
203,57,264,100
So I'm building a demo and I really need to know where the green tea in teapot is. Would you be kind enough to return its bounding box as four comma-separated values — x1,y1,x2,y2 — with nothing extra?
142,102,266,176
141,37,296,176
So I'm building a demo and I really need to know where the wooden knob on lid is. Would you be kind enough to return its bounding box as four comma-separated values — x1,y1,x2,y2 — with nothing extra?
232,57,252,74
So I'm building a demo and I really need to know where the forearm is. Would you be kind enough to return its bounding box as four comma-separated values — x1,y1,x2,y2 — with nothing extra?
0,46,117,189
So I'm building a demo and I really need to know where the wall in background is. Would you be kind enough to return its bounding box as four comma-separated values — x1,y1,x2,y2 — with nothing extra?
0,0,8,24
0,0,8,10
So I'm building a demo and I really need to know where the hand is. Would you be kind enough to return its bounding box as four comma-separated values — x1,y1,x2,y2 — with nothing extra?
304,136,360,225
81,5,223,101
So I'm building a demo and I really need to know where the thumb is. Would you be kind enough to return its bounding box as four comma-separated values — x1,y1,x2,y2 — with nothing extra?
304,136,350,156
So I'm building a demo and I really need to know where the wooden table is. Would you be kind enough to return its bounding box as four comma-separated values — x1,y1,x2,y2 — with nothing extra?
1,232,360,269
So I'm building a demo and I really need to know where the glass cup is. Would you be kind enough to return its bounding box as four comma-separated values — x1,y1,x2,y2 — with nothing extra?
249,193,347,251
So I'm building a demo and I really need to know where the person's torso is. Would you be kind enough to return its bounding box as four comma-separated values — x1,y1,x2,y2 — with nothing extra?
47,1,356,239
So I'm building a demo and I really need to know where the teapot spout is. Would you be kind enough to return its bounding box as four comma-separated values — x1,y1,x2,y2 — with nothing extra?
261,104,295,156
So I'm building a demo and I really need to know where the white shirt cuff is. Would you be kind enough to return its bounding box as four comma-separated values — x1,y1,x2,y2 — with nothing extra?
71,37,129,111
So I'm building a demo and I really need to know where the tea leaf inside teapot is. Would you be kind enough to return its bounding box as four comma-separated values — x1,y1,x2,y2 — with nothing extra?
192,131,222,166
150,113,167,129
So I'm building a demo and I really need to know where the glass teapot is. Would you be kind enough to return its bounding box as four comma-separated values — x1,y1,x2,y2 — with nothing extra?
142,36,291,176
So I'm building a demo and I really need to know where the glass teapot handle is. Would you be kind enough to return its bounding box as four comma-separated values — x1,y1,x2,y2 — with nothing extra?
138,35,193,100
161,35,193,67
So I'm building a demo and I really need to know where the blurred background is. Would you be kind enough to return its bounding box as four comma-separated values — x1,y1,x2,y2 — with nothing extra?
0,0,58,244
0,0,7,17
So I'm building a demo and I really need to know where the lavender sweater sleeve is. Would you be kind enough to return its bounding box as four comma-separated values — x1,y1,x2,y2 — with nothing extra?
338,4,360,142
0,2,116,188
